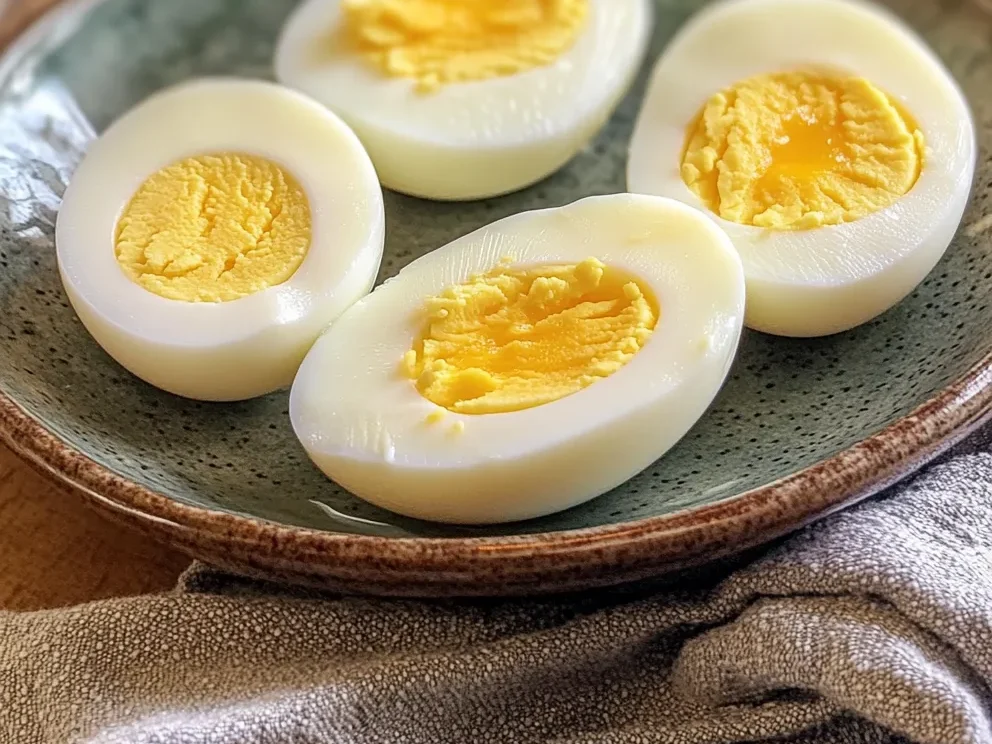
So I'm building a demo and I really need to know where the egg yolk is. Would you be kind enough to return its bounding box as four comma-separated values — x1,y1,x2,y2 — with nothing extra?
341,0,589,93
680,71,924,230
402,257,658,414
115,153,311,303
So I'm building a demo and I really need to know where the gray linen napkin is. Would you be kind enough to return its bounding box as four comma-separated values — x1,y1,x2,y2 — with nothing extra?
3,426,992,744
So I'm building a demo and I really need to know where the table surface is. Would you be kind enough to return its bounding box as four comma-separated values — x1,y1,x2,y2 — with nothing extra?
0,443,191,611
0,1,190,613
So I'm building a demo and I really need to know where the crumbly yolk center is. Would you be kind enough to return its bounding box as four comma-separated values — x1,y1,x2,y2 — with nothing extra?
402,257,658,415
115,153,312,303
341,0,589,93
680,71,925,230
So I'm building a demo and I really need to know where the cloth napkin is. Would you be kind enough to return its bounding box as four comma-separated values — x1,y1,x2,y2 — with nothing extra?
3,426,992,744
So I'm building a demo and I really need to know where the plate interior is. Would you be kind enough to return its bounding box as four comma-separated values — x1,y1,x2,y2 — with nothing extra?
1,0,991,538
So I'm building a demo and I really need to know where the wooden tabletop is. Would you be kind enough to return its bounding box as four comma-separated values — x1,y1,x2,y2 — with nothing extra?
0,443,190,611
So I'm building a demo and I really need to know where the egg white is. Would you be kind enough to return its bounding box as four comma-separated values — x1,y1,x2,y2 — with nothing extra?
627,0,976,337
274,0,653,201
55,78,385,402
289,194,745,524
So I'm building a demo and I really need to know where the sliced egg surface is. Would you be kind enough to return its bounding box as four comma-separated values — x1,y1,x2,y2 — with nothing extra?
56,78,385,402
627,0,976,337
274,0,652,201
290,194,745,524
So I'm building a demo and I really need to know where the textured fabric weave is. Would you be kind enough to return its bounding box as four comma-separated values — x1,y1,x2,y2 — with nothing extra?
2,426,992,743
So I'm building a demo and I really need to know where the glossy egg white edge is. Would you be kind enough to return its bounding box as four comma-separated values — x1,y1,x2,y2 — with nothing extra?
289,194,746,524
627,0,977,337
274,0,653,201
55,77,385,402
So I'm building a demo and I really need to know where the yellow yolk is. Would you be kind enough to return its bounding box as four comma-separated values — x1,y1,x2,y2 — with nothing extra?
680,71,924,230
341,0,589,93
402,257,658,414
115,153,311,302
425,409,446,424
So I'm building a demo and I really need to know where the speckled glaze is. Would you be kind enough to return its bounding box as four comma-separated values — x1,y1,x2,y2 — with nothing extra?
1,0,991,596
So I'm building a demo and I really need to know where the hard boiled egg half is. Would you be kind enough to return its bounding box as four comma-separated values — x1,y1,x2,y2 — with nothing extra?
627,0,976,337
56,78,385,401
274,0,653,201
290,194,745,524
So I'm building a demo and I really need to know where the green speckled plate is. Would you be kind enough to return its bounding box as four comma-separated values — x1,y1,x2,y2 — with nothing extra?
1,0,991,596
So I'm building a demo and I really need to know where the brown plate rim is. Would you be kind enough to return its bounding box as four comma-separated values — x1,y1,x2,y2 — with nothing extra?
2,0,991,595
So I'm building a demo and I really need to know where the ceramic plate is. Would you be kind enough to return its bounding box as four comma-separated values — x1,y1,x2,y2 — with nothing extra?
1,0,991,596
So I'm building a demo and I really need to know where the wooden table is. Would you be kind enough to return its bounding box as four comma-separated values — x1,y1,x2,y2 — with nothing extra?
0,444,190,611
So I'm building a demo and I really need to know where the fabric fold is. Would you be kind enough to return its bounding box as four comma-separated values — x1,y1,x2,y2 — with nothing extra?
3,436,992,744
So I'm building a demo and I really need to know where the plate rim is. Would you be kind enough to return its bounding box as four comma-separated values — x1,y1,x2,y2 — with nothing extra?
2,0,991,596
